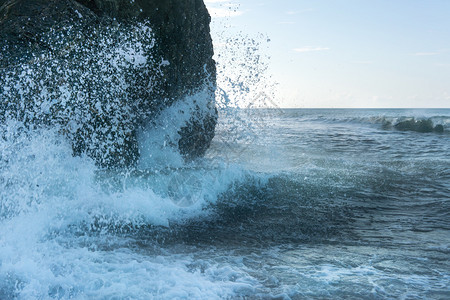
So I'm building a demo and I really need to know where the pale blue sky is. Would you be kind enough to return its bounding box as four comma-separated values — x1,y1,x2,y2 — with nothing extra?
205,0,450,108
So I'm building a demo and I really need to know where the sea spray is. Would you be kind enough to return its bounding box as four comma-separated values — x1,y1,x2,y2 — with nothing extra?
0,109,259,298
0,20,164,167
0,19,258,298
1,30,449,300
207,17,284,166
0,6,299,298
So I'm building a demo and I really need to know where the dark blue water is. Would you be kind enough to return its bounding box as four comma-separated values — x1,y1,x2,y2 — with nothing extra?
0,108,449,299
204,108,450,298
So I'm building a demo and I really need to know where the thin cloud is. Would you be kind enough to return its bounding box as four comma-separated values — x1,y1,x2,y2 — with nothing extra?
294,47,330,53
413,52,439,56
286,8,314,15
352,60,373,64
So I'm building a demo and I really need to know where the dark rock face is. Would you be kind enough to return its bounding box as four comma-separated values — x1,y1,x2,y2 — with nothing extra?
0,0,217,167
433,124,444,133
394,118,444,133
394,119,434,133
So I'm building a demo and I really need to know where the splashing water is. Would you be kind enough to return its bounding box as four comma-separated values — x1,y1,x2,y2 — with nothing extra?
3,13,447,299
0,20,166,167
0,17,275,298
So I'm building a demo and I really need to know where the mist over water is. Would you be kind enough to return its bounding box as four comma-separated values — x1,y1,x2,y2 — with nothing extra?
1,18,450,300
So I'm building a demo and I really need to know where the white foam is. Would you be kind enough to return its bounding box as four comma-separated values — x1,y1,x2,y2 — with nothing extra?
0,17,277,300
0,114,255,298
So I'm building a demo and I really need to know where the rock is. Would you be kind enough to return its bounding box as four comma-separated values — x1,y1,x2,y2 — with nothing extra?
433,124,444,133
0,0,217,167
394,118,434,133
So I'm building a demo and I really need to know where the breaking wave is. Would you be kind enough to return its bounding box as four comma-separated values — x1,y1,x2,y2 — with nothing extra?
0,18,281,298
278,109,450,133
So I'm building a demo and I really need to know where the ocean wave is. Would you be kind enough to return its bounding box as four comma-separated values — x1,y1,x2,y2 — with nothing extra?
278,109,450,133
0,116,253,298
1,106,449,298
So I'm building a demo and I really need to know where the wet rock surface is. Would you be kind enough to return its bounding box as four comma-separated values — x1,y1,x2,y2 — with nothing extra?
393,118,444,133
0,0,217,167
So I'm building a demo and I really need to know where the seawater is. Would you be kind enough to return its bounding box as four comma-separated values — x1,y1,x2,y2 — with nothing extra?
0,107,449,299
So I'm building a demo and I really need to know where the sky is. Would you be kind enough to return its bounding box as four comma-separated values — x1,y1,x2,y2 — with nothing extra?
204,0,450,108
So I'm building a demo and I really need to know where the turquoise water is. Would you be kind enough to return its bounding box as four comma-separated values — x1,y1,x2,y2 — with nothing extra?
0,108,449,299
